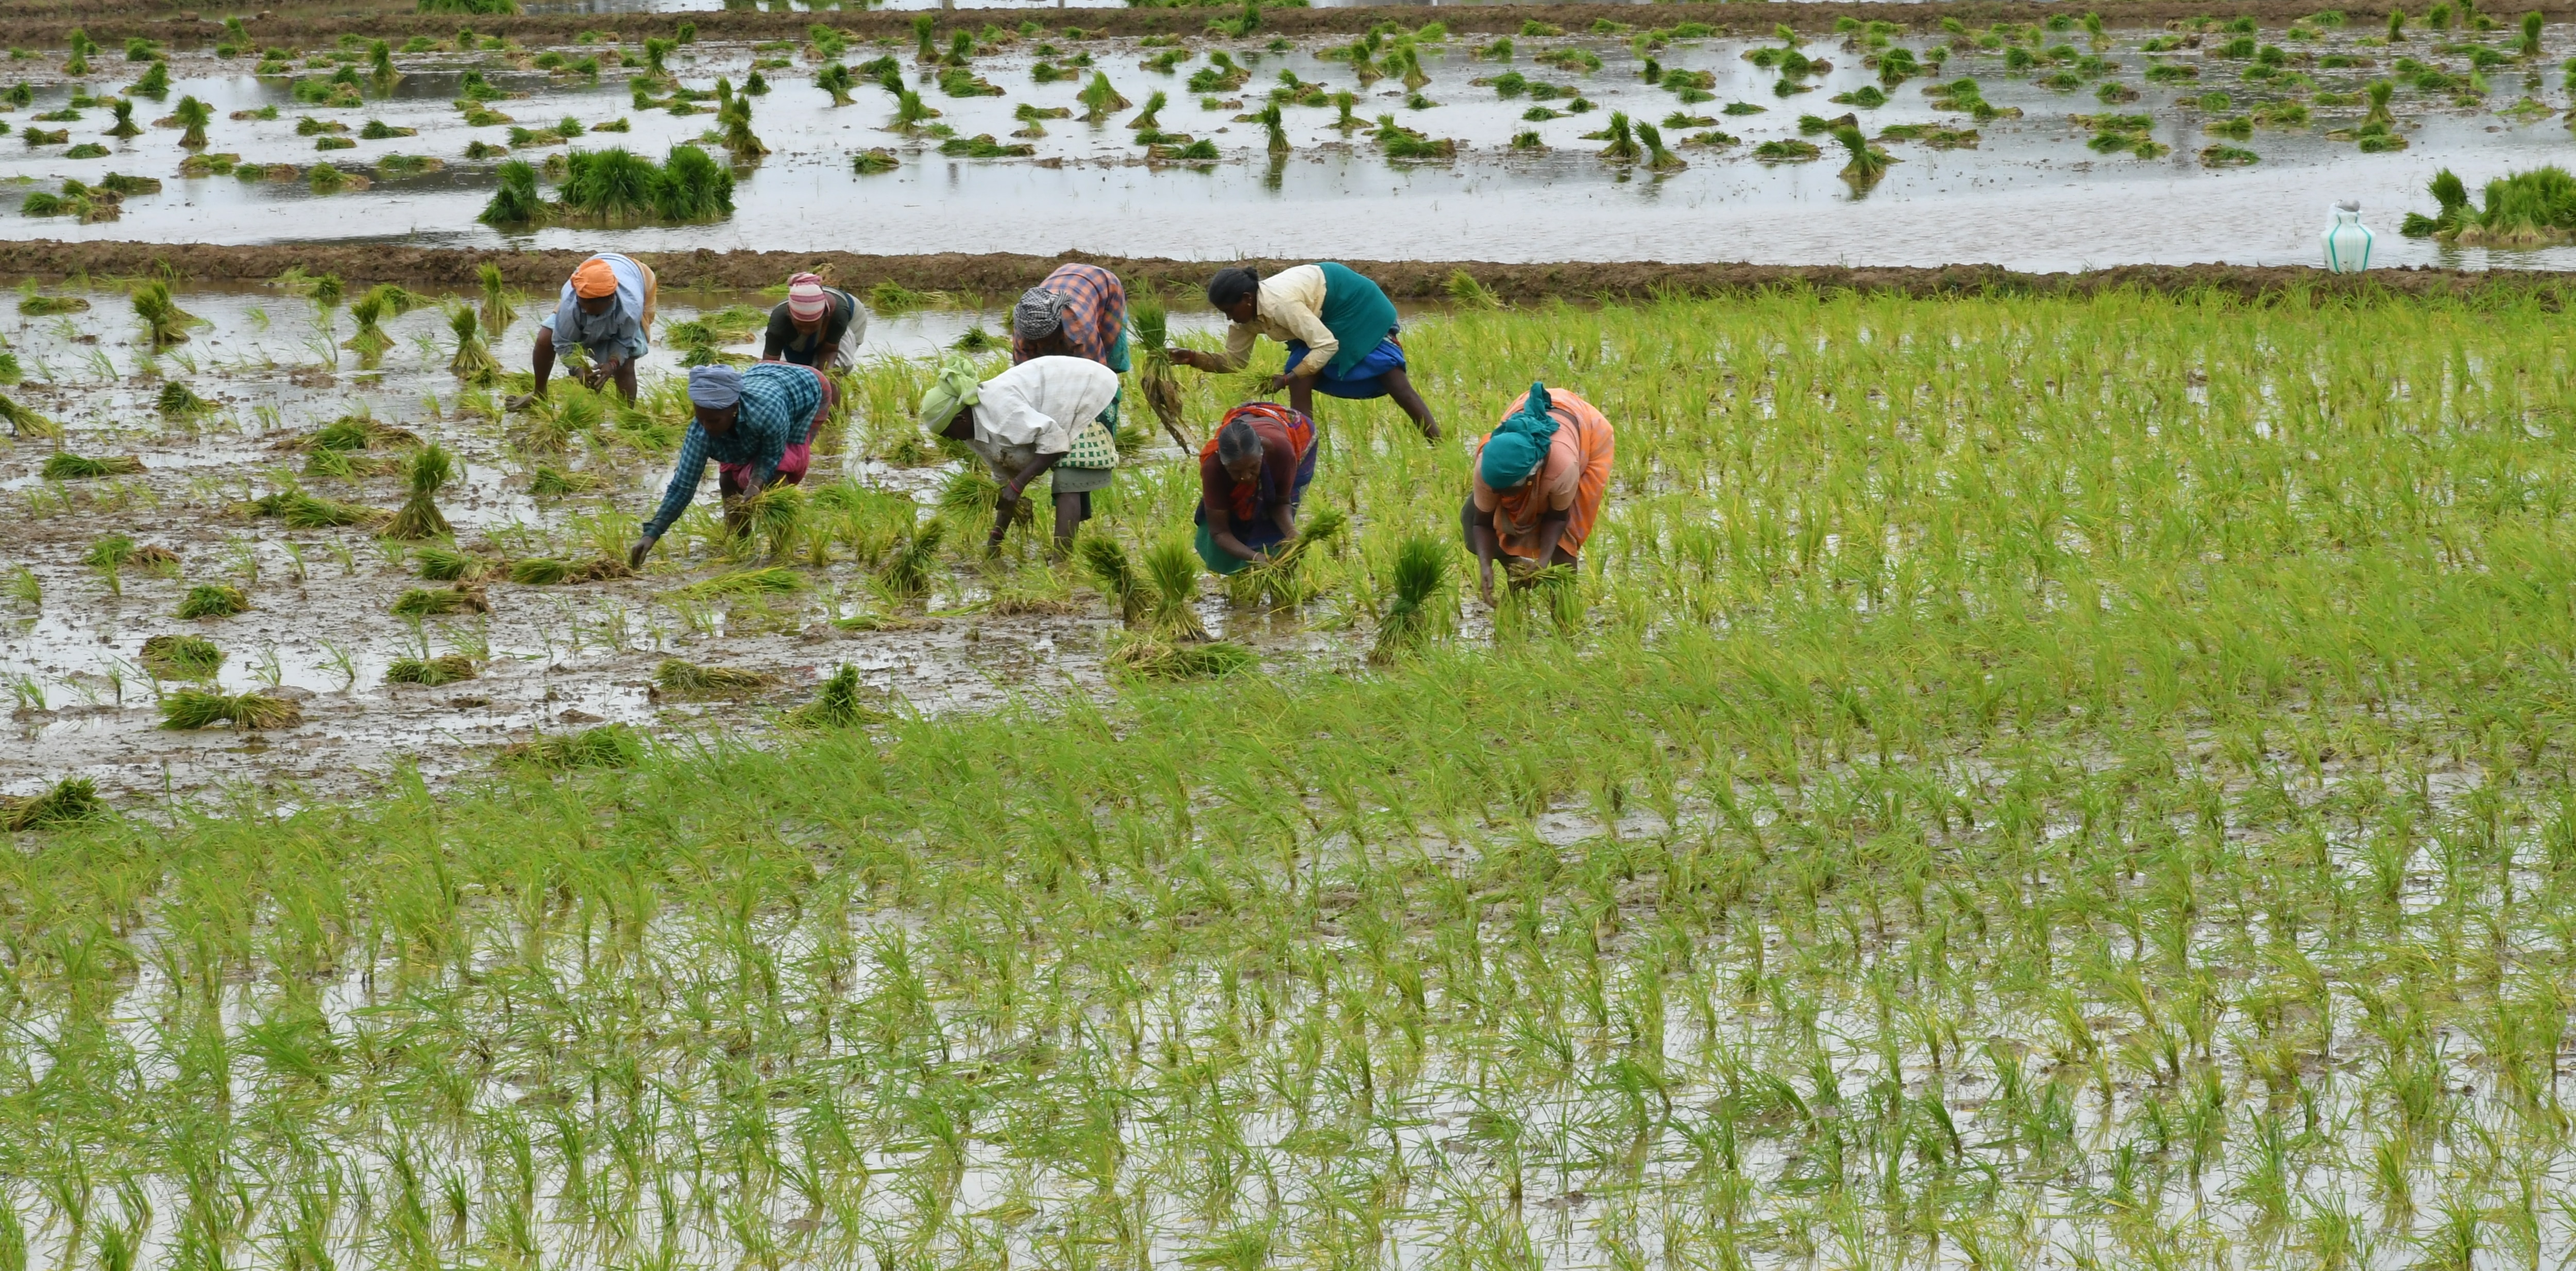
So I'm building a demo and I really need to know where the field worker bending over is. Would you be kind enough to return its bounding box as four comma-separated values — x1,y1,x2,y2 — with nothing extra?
1013,263,1129,372
1171,263,1439,443
515,252,656,410
1195,401,1317,575
1463,382,1615,606
628,363,837,568
919,355,1123,556
762,272,866,372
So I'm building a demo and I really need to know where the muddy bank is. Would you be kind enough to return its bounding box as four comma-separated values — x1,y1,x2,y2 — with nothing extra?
0,0,2476,53
7,240,2573,308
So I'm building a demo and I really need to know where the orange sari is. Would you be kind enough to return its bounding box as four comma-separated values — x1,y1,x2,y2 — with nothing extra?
1472,388,1614,561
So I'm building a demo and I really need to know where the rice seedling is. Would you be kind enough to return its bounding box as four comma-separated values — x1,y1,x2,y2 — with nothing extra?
0,392,61,439
105,98,140,139
1228,505,1347,609
385,654,477,685
667,566,805,602
157,380,215,418
1,776,104,831
389,583,488,616
507,556,631,585
382,444,456,540
139,633,223,679
414,543,496,582
2402,165,2576,244
1833,123,1893,185
1636,121,1685,172
342,288,394,360
1079,72,1131,122
653,658,773,696
132,280,202,346
498,724,640,769
42,453,146,480
447,306,500,383
478,262,515,334
250,488,379,528
159,686,299,728
874,518,947,605
816,61,856,106
1368,534,1452,660
788,664,874,726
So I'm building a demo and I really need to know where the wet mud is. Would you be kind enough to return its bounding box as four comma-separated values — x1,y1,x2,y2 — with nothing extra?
8,240,2576,307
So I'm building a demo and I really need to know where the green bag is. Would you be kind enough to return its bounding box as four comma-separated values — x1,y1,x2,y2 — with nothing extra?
1062,415,1120,469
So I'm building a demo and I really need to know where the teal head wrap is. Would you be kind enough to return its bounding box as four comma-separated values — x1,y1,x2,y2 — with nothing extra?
1477,382,1558,490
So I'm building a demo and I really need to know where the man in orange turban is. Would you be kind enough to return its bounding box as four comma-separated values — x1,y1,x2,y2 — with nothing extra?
511,252,656,410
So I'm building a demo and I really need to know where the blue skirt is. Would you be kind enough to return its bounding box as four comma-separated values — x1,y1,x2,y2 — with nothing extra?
1284,336,1405,400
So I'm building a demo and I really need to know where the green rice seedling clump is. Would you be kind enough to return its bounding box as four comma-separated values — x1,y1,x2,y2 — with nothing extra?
159,688,298,729
176,583,249,619
139,633,224,678
385,654,477,685
2,777,105,832
391,583,489,616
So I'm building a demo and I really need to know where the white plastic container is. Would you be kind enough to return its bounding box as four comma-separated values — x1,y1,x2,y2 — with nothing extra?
2322,200,2375,273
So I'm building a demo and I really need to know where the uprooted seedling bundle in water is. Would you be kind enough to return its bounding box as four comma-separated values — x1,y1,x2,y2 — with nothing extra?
250,488,381,529
448,306,501,383
382,444,457,540
414,542,497,582
499,724,642,770
1227,506,1348,609
1,777,105,832
391,583,489,616
132,280,202,346
508,556,633,585
159,687,300,730
386,654,478,685
176,583,250,619
1370,534,1455,662
42,453,146,480
873,518,947,606
89,536,181,577
653,658,774,697
787,664,875,727
1127,285,1193,451
1106,537,1259,679
141,633,225,679
1078,535,1150,626
157,381,216,418
0,392,62,440
2402,165,2576,245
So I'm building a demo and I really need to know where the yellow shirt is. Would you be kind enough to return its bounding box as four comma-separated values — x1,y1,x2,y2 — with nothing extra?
1213,264,1341,377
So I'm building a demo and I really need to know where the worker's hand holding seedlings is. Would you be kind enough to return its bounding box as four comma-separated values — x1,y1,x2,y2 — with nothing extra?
1461,382,1614,607
631,363,836,568
1190,402,1317,577
1184,264,1439,442
515,253,658,411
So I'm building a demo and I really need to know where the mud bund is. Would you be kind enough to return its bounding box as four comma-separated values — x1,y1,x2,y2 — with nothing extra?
5,241,2570,308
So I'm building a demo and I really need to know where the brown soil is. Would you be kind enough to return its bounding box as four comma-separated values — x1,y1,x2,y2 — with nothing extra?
5,240,2571,310
0,1,2481,56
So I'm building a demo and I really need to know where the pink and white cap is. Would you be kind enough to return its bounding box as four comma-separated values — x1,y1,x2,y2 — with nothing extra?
786,273,828,322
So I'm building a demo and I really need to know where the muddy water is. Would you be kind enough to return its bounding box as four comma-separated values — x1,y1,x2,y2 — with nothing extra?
4,30,2569,269
0,286,1238,804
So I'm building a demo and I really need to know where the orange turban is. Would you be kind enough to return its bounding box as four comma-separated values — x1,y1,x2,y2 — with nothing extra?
571,257,618,299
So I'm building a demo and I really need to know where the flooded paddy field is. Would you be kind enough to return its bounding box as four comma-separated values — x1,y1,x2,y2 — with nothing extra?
8,286,2576,1270
4,12,2575,267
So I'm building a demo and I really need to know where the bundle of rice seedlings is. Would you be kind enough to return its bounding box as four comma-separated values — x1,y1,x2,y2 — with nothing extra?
89,536,179,574
478,262,515,333
1,777,105,832
1079,72,1131,122
529,466,602,497
132,280,200,346
1834,124,1892,184
874,518,947,605
385,654,477,685
343,289,394,359
1140,536,1209,641
668,566,805,601
507,556,632,585
1446,269,1503,310
1130,90,1167,130
1370,535,1453,662
555,147,656,218
1499,561,1585,636
382,444,456,540
1228,505,1348,609
448,306,500,383
653,658,773,696
390,583,489,616
478,159,548,228
296,415,421,452
1638,122,1686,172
1128,286,1193,451
42,453,146,480
414,543,496,581
0,393,62,440
655,144,735,219
788,664,873,727
852,148,900,174
250,489,380,528
157,380,216,417
1258,102,1289,155
107,99,142,139
499,724,641,771
938,465,1012,522
1597,111,1641,161
1376,116,1458,160
1107,636,1257,680
140,633,224,679
1078,536,1149,625
737,482,808,558
817,62,857,106
178,583,251,619
719,95,767,159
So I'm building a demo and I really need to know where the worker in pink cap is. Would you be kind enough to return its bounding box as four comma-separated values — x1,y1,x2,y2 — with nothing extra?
760,272,865,372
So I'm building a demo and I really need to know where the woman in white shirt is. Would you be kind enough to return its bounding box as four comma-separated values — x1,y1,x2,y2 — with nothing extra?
917,356,1123,555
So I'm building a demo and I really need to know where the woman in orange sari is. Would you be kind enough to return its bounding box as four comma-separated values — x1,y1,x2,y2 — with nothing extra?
1461,383,1615,606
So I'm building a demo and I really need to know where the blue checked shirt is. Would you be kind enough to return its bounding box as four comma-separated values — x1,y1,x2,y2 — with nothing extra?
643,363,823,538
